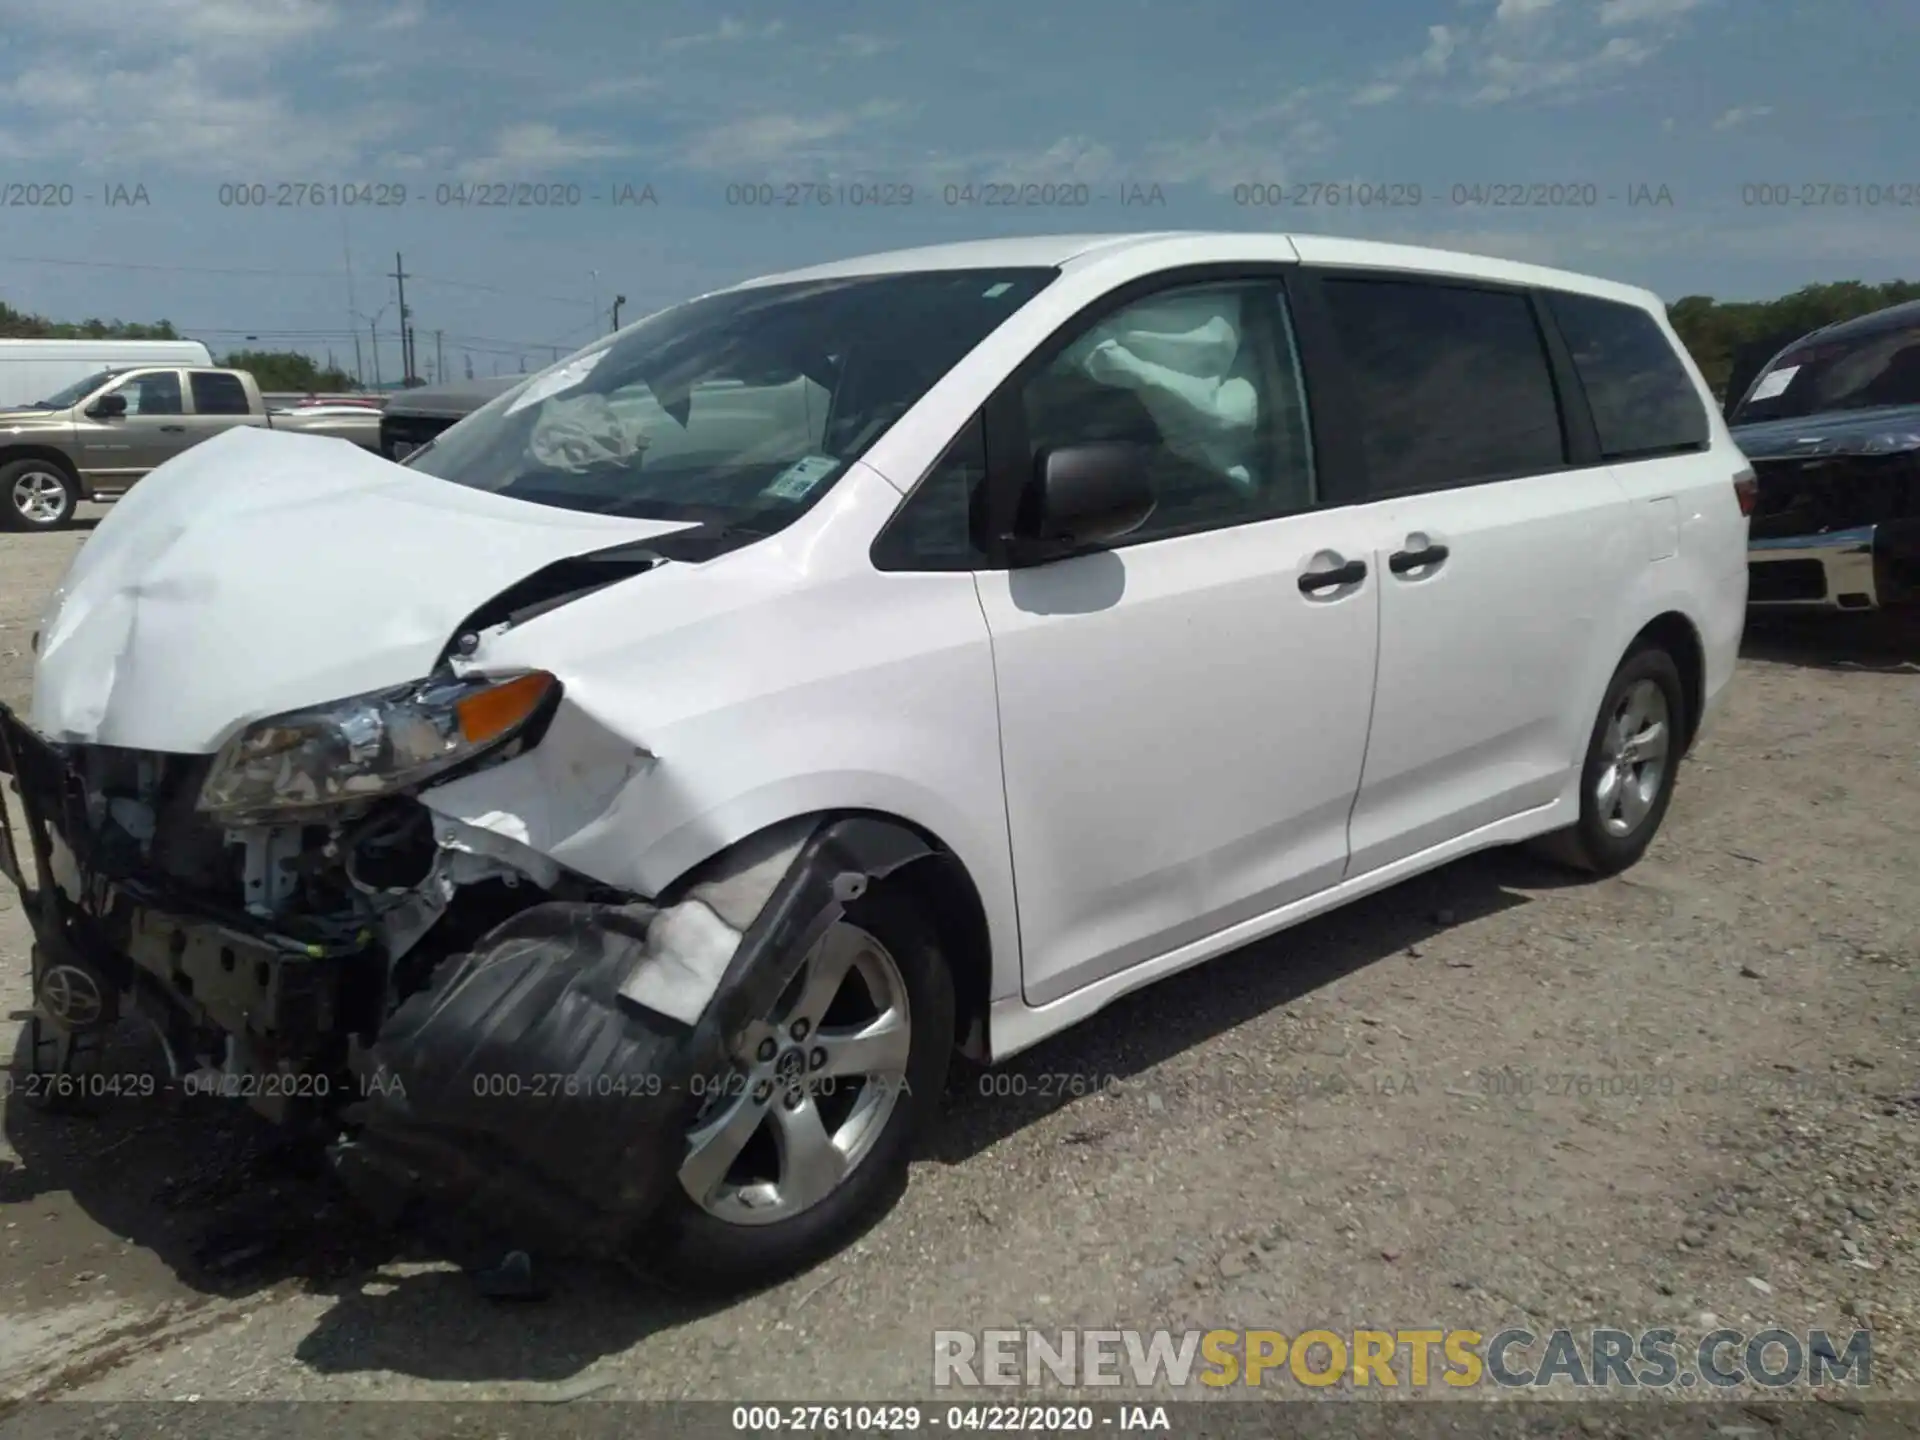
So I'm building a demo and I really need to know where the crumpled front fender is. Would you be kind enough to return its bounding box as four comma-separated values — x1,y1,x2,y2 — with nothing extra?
328,814,936,1256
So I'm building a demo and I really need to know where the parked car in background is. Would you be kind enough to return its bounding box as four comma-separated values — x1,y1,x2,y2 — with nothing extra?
0,233,1748,1288
266,400,383,452
379,375,519,461
0,366,381,530
0,339,214,411
1730,299,1920,610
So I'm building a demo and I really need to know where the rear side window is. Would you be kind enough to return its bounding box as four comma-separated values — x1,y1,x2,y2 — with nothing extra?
191,371,251,416
1323,278,1565,495
1546,291,1707,459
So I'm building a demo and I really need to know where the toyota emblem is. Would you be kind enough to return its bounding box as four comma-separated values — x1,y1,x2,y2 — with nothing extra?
36,964,106,1030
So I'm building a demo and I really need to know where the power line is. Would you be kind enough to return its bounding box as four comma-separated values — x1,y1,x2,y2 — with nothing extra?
2,253,597,306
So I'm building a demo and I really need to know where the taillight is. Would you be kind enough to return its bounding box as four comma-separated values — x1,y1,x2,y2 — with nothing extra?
1733,467,1757,517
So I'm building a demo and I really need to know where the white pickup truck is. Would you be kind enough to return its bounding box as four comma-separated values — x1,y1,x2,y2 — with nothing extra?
0,365,381,531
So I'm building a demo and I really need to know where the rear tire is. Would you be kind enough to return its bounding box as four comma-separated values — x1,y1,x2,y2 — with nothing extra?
1,459,79,532
649,883,954,1294
1533,645,1686,876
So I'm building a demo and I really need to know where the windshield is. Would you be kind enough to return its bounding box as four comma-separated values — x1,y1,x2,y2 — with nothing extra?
408,268,1056,526
1731,320,1920,424
29,370,119,410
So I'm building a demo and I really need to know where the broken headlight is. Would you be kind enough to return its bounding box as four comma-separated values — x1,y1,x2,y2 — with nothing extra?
198,671,558,823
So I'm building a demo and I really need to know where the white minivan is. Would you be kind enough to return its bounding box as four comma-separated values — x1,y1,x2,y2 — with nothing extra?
2,232,1748,1288
0,338,215,411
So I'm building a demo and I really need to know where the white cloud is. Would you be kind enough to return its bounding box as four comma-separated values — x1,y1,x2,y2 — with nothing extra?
918,91,1335,197
456,122,635,178
679,102,905,172
1350,24,1455,103
1356,0,1700,108
834,33,897,59
0,51,410,172
0,0,338,48
1419,25,1460,71
563,74,660,105
374,0,427,29
1468,35,1653,103
1141,98,1337,193
1598,0,1705,24
1712,104,1773,130
663,16,785,51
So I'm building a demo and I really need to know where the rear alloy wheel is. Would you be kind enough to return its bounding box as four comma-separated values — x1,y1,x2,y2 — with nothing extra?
1536,645,1686,876
656,887,953,1291
1,459,79,532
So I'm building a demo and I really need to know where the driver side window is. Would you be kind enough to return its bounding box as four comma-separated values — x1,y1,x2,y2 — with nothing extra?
1018,280,1316,545
112,371,184,416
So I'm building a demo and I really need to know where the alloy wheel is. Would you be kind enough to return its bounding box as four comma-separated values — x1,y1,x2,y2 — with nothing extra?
1594,677,1671,838
10,469,69,526
678,922,913,1226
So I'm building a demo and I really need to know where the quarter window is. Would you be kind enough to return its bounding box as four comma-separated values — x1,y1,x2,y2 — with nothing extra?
1546,291,1708,459
1323,278,1565,494
872,416,990,571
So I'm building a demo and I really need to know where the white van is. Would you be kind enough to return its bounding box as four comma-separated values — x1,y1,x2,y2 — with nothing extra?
0,339,215,411
1,233,1749,1289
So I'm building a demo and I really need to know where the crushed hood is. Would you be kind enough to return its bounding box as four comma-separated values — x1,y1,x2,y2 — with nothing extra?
30,425,694,753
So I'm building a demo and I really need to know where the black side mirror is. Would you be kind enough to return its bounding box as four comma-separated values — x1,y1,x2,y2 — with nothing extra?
87,392,127,419
1010,442,1155,561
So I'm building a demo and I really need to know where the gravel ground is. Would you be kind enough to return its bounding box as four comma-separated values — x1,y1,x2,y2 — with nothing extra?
1,508,1916,1422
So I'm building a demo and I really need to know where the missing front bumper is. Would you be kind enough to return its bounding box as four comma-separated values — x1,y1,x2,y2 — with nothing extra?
5,699,937,1257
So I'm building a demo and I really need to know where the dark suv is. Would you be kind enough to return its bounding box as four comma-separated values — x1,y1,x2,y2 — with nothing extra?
1731,300,1920,610
378,375,519,462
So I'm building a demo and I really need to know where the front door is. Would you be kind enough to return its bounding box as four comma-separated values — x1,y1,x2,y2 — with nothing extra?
77,369,190,487
972,277,1380,1006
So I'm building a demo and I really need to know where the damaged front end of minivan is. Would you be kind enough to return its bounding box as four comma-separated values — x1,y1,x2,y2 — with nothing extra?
0,644,930,1262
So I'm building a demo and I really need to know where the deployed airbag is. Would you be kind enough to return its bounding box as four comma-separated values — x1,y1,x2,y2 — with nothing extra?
1065,291,1260,492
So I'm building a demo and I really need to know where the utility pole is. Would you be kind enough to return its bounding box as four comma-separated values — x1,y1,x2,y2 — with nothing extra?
391,252,412,383
406,325,417,385
611,294,625,331
435,329,444,385
343,214,363,386
370,318,381,388
465,351,474,380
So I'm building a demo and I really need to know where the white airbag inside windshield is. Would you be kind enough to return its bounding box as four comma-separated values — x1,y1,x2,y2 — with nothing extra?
528,393,651,474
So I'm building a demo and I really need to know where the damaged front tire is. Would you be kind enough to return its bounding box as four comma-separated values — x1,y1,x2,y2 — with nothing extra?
654,884,953,1293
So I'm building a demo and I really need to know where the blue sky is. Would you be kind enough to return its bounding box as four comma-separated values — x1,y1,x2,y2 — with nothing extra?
1,0,1914,384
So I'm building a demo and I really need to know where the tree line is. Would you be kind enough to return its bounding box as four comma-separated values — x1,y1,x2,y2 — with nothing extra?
1668,280,1920,403
0,303,359,392
9,278,1920,407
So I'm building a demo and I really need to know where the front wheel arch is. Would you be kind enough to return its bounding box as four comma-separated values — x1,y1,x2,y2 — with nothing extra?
655,809,993,1062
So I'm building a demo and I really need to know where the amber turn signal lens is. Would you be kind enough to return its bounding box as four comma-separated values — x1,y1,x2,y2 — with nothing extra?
455,671,556,745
